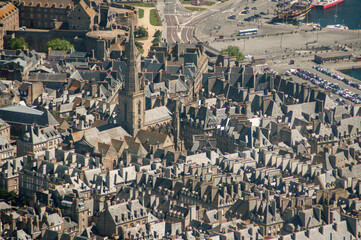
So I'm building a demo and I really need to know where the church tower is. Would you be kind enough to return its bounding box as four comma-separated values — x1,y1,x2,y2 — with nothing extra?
118,23,145,136
172,99,182,151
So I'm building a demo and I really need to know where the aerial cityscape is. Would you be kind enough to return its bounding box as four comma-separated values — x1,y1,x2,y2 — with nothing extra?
0,0,361,239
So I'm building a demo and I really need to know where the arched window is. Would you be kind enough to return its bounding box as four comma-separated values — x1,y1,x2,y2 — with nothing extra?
124,103,127,121
138,101,141,115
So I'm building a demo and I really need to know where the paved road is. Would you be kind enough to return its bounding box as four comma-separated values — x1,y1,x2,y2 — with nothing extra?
162,0,241,43
164,14,180,43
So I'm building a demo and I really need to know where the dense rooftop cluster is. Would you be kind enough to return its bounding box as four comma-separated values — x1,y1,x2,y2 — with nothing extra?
0,0,360,240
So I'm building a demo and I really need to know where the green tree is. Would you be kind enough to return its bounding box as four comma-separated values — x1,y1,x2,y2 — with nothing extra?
152,30,162,45
152,37,161,45
135,41,144,54
7,37,28,50
46,39,73,52
0,189,28,206
135,26,148,39
154,30,162,38
221,46,245,61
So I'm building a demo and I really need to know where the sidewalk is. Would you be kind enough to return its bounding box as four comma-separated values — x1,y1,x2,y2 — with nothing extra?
137,7,162,56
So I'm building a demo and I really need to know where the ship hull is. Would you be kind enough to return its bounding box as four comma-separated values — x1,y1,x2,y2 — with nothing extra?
313,0,344,9
273,2,313,22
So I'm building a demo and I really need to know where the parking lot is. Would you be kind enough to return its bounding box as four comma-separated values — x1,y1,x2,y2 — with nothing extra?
193,0,361,57
286,64,361,104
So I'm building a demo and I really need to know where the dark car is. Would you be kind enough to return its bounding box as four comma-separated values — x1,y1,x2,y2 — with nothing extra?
244,6,250,10
228,15,236,19
260,11,267,15
254,14,261,18
252,7,258,10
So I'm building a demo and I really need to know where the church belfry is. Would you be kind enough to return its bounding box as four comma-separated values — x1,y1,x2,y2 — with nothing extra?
118,23,145,136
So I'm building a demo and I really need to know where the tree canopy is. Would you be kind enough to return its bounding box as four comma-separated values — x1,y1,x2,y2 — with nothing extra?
152,30,162,44
135,26,148,38
46,39,73,52
7,37,28,50
221,46,245,61
135,41,144,54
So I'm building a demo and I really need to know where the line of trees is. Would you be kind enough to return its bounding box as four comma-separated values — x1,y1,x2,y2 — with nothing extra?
6,37,73,53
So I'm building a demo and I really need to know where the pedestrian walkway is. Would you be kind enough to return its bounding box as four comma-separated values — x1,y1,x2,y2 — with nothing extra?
137,7,162,56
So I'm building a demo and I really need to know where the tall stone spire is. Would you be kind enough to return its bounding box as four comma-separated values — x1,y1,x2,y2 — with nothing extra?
173,99,181,151
118,22,145,136
125,22,140,94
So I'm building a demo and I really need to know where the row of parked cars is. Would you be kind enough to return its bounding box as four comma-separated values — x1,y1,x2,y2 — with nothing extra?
289,68,361,104
264,67,279,75
313,65,361,90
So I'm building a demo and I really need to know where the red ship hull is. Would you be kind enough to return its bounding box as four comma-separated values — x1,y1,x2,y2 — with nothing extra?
313,0,344,9
323,0,344,8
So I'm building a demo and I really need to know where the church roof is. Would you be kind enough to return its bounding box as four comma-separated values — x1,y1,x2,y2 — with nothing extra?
144,106,172,126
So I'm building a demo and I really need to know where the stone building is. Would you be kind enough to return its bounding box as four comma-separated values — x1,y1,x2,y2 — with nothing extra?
68,0,97,31
0,2,19,49
17,0,74,29
0,135,15,162
0,90,20,108
0,157,23,194
96,199,148,238
16,125,62,156
0,118,11,142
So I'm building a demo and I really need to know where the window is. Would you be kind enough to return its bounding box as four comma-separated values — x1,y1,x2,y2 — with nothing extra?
124,103,127,121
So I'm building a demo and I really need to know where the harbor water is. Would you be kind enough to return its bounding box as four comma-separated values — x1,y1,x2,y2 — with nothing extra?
305,0,361,29
341,68,361,81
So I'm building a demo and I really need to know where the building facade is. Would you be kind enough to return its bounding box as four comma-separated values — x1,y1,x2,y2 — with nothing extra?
0,2,19,49
17,0,73,29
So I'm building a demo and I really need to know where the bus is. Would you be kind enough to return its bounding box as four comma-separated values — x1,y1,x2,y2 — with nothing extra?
238,28,258,36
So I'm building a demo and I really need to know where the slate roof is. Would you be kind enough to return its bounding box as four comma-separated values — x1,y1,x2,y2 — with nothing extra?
48,213,64,226
145,106,172,126
0,201,12,210
0,105,59,127
136,130,168,146
29,73,68,82
82,125,130,152
106,199,147,224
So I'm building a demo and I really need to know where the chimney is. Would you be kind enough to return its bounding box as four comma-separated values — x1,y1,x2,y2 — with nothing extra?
10,214,16,233
42,164,47,175
34,125,40,136
271,200,276,216
161,90,168,106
